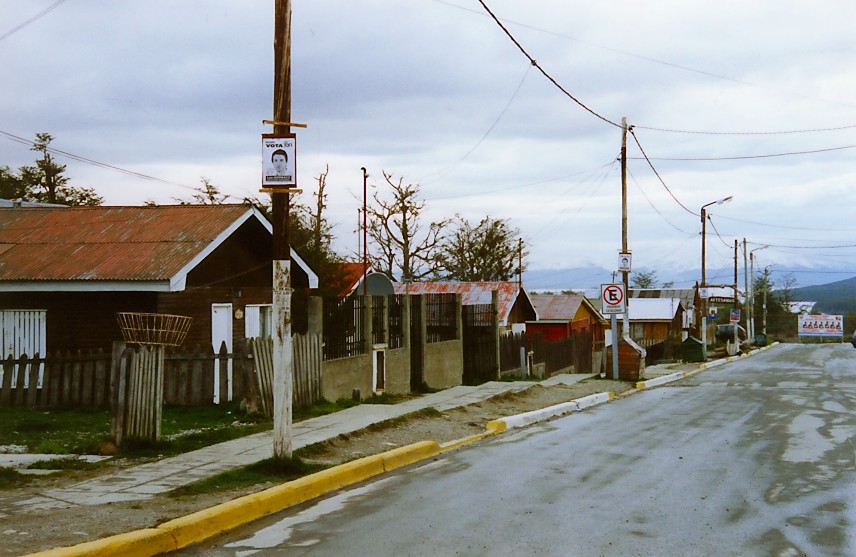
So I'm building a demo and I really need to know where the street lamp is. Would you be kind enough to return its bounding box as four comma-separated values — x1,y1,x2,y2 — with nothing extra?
700,196,733,354
749,245,768,342
763,265,772,336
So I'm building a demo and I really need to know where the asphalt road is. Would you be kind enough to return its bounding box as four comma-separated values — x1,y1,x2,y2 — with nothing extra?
175,343,855,557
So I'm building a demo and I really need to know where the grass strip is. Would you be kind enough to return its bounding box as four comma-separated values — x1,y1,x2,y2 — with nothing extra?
167,457,328,498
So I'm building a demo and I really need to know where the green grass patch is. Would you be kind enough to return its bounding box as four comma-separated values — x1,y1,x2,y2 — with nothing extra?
168,457,328,498
294,398,359,421
0,467,31,490
0,403,272,457
26,457,106,471
0,406,112,455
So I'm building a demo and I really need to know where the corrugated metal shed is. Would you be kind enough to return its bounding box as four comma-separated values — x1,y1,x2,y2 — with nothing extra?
392,281,528,325
0,204,317,290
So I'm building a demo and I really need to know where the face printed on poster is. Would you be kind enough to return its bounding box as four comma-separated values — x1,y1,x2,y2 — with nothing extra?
262,134,296,187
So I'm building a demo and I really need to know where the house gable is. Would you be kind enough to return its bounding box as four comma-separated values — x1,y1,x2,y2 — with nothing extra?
0,204,318,292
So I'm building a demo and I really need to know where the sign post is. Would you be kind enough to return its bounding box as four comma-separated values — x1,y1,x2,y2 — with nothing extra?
730,308,741,348
601,284,626,380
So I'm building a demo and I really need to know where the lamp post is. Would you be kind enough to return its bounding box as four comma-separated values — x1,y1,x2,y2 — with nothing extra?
763,265,772,335
749,245,768,342
700,196,733,354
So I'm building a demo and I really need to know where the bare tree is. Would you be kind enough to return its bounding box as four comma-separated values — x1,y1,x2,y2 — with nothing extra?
436,215,525,281
366,172,449,282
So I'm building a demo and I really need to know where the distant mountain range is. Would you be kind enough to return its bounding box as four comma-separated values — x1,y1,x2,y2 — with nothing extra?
791,276,856,314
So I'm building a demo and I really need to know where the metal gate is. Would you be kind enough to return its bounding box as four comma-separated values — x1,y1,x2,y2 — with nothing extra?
409,296,423,391
462,303,497,385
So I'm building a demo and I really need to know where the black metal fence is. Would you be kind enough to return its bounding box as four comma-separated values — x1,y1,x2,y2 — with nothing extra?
426,293,457,343
322,296,366,361
388,295,406,349
371,295,387,346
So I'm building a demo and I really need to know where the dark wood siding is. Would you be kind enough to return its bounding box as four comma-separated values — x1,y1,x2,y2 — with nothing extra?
0,291,157,352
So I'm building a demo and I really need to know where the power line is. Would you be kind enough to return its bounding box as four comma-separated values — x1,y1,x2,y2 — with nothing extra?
628,128,696,216
629,144,856,162
716,214,856,233
0,0,68,43
634,123,856,136
707,215,733,249
0,129,199,192
627,167,694,234
475,0,620,128
422,64,532,184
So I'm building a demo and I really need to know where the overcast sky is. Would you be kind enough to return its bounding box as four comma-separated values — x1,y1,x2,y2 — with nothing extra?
2,0,855,288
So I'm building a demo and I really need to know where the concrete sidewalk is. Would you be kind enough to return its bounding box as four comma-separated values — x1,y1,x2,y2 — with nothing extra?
3,373,597,514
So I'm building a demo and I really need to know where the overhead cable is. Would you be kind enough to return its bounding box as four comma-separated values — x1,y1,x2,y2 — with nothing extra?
0,0,68,43
634,123,856,136
628,129,696,216
0,129,199,192
476,0,621,128
629,144,856,162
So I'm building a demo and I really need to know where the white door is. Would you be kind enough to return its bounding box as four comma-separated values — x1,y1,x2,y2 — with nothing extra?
211,304,233,404
1,310,46,387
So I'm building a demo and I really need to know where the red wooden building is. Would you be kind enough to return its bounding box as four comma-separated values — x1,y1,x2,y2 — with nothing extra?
527,294,607,342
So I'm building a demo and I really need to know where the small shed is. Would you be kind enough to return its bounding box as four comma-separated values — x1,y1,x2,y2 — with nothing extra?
527,294,606,342
605,336,646,381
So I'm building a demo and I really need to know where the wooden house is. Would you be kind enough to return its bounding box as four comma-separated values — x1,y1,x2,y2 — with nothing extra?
526,294,607,342
0,204,318,358
627,297,684,348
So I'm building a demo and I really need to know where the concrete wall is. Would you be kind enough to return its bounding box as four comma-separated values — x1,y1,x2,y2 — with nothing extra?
384,347,411,395
422,339,463,389
321,354,372,402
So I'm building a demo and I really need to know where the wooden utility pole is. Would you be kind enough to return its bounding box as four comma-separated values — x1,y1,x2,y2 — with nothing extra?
733,239,739,348
620,117,629,340
272,0,293,460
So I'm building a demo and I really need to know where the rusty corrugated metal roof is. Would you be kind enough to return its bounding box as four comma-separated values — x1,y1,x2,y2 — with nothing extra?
0,204,255,282
392,281,525,325
529,294,585,321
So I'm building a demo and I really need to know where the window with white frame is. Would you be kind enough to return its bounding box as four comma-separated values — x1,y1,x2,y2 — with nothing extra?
244,304,273,338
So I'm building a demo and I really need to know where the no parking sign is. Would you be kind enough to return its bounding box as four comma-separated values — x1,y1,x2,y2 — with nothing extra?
601,284,626,314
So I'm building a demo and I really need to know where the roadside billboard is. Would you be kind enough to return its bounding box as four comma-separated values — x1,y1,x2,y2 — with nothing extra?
797,314,843,337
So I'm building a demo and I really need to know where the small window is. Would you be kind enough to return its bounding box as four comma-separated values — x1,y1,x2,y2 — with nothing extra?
245,304,273,338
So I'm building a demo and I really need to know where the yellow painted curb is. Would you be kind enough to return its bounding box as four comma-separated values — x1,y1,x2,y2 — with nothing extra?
381,441,441,471
22,528,177,557
486,419,507,433
439,431,493,451
160,453,387,549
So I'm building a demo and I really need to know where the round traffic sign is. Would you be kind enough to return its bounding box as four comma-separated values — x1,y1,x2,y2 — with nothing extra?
603,284,624,305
